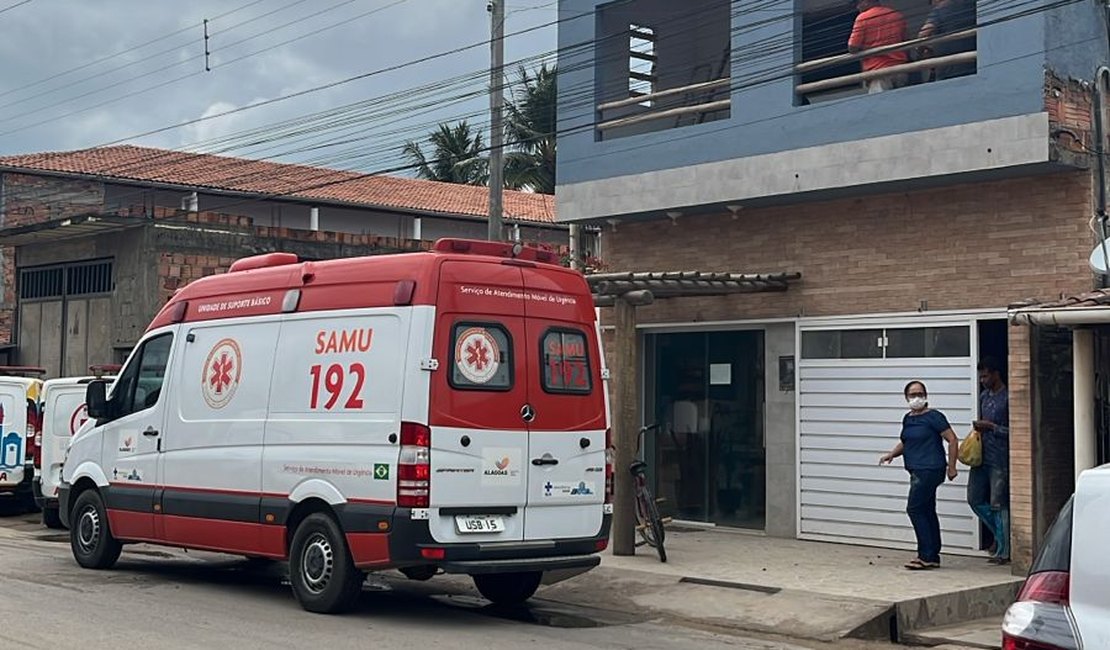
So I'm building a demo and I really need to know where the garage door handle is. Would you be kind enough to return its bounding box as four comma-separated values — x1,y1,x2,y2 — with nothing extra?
531,458,559,466
143,427,160,437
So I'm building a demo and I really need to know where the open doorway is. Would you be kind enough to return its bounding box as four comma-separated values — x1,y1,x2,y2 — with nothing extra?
974,318,1008,552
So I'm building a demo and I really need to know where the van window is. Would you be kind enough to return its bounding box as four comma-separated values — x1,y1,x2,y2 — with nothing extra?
541,329,592,394
111,333,173,418
450,323,513,390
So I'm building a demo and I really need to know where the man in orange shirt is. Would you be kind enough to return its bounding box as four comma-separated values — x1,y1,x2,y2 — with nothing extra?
848,0,909,93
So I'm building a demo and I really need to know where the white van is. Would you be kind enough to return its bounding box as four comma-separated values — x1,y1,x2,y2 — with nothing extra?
34,368,118,528
0,368,44,512
60,239,612,614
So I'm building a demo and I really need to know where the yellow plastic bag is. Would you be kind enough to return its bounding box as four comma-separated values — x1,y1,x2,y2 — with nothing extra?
958,429,982,467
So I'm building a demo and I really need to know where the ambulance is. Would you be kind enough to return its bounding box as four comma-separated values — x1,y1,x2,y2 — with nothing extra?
0,367,44,512
59,239,611,614
33,367,119,528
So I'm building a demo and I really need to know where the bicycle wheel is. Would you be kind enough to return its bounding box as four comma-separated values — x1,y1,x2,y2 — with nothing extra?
642,488,667,562
634,480,659,548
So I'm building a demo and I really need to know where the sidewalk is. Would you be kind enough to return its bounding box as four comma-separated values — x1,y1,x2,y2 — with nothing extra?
539,527,1020,647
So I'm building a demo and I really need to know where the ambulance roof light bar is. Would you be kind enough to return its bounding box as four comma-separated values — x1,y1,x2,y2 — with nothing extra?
432,238,559,265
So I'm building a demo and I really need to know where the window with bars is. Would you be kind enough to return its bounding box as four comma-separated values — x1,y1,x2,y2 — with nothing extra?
19,259,114,300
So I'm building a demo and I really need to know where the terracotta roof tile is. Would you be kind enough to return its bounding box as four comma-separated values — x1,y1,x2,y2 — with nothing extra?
1011,288,1110,310
0,144,557,224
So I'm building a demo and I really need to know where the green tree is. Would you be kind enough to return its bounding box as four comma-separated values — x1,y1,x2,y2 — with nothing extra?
504,63,557,194
402,121,489,186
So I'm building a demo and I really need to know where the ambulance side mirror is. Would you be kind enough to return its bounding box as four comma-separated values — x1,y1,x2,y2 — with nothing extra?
85,381,109,420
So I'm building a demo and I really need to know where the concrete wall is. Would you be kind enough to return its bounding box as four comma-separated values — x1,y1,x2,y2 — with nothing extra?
763,322,797,539
557,0,1049,185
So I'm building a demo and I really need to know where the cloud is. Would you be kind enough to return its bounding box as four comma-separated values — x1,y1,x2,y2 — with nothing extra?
0,0,556,174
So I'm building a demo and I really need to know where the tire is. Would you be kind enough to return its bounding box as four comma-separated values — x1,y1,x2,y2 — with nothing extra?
473,572,542,605
69,490,122,569
400,565,437,581
42,506,64,530
288,513,364,614
637,489,667,562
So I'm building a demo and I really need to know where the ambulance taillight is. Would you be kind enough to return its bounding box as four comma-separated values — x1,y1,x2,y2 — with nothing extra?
30,406,43,470
397,422,430,508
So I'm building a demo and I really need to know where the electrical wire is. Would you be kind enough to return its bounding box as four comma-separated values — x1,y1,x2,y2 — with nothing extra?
2,0,1084,217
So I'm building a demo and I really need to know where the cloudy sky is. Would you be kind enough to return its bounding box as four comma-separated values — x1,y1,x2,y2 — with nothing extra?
0,0,557,174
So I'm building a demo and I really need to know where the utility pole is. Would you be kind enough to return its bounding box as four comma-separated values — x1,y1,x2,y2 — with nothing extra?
487,0,505,241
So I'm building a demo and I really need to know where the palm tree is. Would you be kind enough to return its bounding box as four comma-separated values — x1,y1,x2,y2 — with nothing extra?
504,63,557,194
402,121,489,186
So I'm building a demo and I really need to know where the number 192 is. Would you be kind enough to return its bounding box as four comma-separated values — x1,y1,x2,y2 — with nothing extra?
309,363,366,409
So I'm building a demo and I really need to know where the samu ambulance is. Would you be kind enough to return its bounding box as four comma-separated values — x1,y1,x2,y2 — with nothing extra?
60,239,612,614
0,367,44,512
33,366,119,528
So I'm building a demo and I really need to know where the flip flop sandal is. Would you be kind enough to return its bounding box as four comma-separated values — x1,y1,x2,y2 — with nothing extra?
904,559,928,570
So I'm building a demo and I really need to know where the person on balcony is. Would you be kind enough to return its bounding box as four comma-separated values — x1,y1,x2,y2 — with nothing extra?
848,0,909,94
918,0,977,81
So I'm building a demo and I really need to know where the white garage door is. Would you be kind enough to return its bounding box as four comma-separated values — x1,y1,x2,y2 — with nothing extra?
798,322,981,552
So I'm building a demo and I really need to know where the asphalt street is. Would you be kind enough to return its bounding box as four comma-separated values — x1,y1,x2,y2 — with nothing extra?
0,507,917,650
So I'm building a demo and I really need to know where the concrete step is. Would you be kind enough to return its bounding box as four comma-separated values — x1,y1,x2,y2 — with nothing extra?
894,579,1019,642
902,617,1004,649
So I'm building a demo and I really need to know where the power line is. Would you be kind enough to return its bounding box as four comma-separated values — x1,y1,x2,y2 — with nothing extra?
0,0,31,16
3,0,1076,213
0,0,267,102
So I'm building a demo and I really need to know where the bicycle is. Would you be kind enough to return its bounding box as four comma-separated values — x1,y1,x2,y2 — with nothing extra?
630,423,669,562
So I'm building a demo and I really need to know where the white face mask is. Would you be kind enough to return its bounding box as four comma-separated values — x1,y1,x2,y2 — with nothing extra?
907,396,927,410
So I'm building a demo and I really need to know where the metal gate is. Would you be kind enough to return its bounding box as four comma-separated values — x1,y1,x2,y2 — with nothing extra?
17,259,114,377
797,317,981,552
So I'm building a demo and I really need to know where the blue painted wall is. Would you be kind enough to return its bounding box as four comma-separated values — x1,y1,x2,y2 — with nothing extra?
1045,0,1109,81
557,0,1064,186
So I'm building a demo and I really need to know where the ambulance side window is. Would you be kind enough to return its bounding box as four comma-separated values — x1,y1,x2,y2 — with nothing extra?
541,329,592,394
111,333,173,419
449,322,513,391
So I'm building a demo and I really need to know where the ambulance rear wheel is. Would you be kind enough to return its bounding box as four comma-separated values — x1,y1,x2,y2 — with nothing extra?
473,571,542,605
289,513,364,614
70,490,121,569
42,505,64,530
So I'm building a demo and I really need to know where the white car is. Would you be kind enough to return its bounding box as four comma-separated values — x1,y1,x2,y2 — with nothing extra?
1002,463,1110,649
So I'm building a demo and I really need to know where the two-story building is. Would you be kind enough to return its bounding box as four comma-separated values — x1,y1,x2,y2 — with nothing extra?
556,0,1110,571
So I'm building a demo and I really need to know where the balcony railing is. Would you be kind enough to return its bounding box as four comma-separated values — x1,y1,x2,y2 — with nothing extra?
593,28,977,138
796,28,977,97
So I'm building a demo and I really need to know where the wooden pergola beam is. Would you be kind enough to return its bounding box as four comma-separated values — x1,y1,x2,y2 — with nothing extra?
592,269,801,557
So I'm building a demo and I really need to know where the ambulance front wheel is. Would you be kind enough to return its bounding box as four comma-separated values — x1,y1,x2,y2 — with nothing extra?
289,513,364,614
472,571,542,605
70,490,122,570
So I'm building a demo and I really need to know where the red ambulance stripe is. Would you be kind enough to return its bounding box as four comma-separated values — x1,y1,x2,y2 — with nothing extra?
345,532,391,568
160,515,286,558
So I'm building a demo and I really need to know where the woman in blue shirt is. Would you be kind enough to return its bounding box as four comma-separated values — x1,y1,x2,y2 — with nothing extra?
879,380,959,570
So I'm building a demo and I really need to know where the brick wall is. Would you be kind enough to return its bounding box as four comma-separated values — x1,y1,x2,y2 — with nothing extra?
602,171,1095,571
1,173,104,227
1046,72,1093,158
1008,323,1034,573
604,172,1095,322
154,210,436,305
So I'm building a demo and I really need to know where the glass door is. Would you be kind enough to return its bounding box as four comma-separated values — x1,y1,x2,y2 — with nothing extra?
649,330,766,530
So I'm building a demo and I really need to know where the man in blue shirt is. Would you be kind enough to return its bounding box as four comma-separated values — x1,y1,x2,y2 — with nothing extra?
969,357,1010,563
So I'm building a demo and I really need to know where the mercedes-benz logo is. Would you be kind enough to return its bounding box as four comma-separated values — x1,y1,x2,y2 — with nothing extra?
520,404,536,422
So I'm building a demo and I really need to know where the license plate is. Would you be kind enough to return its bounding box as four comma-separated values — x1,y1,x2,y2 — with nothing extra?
455,515,505,534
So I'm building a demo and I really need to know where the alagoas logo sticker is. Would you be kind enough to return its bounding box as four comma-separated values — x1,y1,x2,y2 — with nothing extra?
481,447,521,486
202,338,242,409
